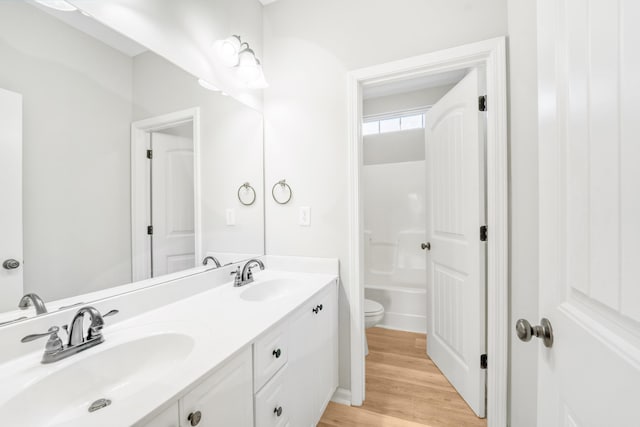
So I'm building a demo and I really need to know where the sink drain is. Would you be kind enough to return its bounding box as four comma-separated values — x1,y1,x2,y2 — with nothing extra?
88,398,112,413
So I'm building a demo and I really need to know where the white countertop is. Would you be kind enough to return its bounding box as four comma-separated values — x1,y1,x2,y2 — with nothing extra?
0,268,337,426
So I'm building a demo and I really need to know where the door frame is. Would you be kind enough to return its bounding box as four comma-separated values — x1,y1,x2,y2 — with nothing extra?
346,37,508,426
130,107,202,281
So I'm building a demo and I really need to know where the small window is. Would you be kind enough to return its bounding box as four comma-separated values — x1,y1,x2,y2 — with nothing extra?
362,121,379,136
379,117,401,133
400,114,423,130
362,112,425,136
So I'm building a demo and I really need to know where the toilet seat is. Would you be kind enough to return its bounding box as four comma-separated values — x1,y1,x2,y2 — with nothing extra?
364,299,384,317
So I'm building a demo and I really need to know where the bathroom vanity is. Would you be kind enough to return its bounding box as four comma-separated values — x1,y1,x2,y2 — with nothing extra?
0,264,338,426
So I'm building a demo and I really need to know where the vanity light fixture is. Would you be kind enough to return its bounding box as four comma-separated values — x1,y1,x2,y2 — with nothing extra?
198,78,220,92
34,0,78,12
215,35,268,88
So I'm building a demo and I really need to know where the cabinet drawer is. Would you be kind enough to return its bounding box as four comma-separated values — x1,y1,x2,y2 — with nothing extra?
255,366,289,427
254,322,288,391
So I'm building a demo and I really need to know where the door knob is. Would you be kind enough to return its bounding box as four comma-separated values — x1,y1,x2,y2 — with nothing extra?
2,259,20,270
421,242,431,251
187,410,202,426
516,318,553,348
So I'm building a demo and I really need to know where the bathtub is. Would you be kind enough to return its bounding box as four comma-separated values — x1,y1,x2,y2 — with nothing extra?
365,284,427,333
364,229,427,334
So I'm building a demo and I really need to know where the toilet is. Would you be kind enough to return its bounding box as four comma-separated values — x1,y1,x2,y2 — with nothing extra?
364,298,385,356
365,298,385,328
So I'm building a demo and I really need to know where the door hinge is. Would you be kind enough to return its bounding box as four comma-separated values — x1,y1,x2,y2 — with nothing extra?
480,354,487,369
146,149,153,159
147,225,153,235
480,225,488,242
478,95,487,112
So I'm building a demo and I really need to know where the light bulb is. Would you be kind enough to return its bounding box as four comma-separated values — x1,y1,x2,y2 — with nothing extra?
35,0,77,11
236,48,261,84
216,35,242,67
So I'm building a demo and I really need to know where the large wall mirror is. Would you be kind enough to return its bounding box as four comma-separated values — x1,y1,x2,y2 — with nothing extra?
0,1,264,325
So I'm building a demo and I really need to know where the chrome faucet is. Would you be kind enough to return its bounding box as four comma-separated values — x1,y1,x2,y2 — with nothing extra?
18,293,48,315
230,259,265,287
21,306,118,364
202,256,222,268
68,306,108,346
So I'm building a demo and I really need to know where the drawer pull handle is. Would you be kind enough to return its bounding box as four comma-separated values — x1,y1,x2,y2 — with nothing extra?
312,307,319,314
272,348,282,358
274,406,283,417
318,304,323,311
188,410,202,426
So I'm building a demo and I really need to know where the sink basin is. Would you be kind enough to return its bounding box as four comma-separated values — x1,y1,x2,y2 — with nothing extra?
240,279,300,302
0,332,194,426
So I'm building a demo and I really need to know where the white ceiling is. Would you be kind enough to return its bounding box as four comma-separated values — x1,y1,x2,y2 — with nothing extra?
363,69,469,99
30,2,147,57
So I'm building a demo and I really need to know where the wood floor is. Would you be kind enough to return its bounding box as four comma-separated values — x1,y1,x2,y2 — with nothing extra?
318,328,486,427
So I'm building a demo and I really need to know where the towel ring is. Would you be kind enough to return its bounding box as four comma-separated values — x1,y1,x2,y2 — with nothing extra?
237,182,256,206
272,179,292,205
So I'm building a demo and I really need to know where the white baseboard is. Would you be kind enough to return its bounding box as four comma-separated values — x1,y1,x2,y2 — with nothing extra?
378,312,426,334
330,387,352,406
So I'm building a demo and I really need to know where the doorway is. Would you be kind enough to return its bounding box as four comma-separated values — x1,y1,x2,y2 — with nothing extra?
346,38,508,427
131,108,202,281
360,66,488,419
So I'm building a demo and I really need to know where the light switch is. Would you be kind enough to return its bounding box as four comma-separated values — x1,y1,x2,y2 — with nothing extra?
299,206,311,226
226,208,236,226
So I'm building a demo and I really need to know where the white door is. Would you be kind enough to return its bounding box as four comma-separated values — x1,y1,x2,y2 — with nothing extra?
150,126,196,277
0,88,23,310
425,69,486,417
535,1,640,426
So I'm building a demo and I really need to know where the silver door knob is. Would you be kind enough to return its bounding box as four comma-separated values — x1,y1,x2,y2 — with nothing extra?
2,259,20,270
421,242,431,251
516,318,553,348
187,410,202,426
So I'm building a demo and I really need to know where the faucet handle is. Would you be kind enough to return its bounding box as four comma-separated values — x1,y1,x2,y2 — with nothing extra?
21,326,64,354
21,326,60,343
103,309,119,318
230,266,242,286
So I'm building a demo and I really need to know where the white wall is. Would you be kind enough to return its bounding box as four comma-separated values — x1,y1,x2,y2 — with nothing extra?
132,52,265,260
507,0,539,425
363,86,452,117
0,3,133,302
72,0,264,109
263,0,507,393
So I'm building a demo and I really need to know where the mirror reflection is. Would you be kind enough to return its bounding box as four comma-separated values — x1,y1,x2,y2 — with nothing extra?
0,1,264,324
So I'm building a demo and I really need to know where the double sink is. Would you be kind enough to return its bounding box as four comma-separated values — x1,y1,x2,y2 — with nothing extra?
0,267,307,426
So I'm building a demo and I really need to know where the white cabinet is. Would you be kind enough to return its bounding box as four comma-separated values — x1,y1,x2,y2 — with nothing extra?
284,282,338,426
179,347,253,427
136,280,338,427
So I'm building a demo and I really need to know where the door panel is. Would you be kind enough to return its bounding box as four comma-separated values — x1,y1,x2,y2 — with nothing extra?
151,129,195,276
537,0,640,425
0,88,23,310
425,69,486,417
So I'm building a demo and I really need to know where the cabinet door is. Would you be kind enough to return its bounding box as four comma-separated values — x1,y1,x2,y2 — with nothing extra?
313,281,338,420
180,347,253,427
285,300,317,427
285,282,339,426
